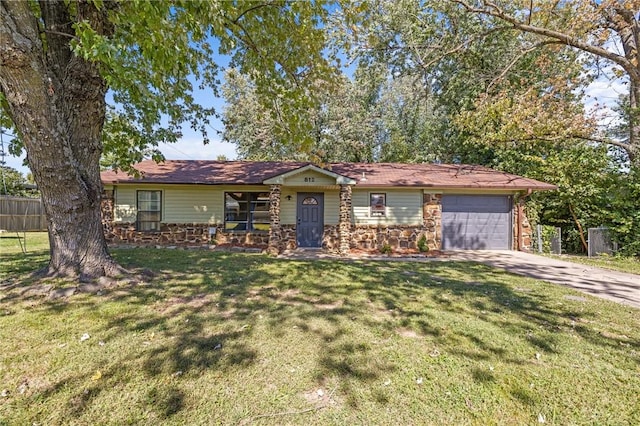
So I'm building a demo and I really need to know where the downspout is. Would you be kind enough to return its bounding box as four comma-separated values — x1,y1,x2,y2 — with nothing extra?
516,188,533,252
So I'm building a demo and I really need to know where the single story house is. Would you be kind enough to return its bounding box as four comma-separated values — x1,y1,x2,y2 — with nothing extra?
100,160,556,254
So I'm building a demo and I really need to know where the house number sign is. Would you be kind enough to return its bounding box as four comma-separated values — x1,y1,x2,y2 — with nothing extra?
304,177,315,183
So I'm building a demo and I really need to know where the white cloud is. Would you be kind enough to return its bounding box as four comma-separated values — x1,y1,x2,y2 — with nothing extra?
583,71,627,128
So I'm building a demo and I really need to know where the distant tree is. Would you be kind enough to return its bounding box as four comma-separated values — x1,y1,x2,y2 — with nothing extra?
343,0,592,161
453,0,640,165
0,165,35,197
222,65,439,163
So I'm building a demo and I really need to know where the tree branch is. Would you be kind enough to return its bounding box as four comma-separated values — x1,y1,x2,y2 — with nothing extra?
366,25,516,72
452,0,640,81
222,14,300,88
486,39,564,94
231,2,279,25
43,29,78,40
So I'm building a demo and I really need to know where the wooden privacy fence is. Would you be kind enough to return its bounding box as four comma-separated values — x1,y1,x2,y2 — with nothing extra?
0,196,47,231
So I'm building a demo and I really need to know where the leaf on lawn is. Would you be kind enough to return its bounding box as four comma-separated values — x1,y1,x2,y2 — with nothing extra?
91,370,102,381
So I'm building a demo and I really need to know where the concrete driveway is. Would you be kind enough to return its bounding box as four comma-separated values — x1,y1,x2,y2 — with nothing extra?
447,251,640,309
280,249,640,309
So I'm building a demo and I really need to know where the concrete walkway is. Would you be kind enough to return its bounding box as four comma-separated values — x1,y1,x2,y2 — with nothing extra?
279,250,640,309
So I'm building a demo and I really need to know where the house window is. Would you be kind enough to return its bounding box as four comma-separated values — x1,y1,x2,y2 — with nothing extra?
224,192,270,231
302,196,318,205
370,193,386,217
137,190,162,231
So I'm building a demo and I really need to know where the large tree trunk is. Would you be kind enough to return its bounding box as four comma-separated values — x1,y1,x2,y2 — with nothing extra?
629,81,639,164
0,1,123,279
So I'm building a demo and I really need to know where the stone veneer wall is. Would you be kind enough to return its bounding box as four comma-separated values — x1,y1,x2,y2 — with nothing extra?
338,185,352,255
101,190,115,236
102,189,541,253
348,193,443,252
422,193,442,250
267,184,282,255
350,226,424,250
100,189,446,252
514,200,533,251
104,222,270,247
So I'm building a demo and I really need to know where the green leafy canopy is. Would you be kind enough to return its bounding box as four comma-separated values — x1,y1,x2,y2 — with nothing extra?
62,1,339,171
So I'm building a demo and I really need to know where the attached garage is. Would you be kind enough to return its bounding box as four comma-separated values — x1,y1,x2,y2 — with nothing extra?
442,195,512,250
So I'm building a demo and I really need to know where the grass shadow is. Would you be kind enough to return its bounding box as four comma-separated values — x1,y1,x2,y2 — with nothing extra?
2,249,640,424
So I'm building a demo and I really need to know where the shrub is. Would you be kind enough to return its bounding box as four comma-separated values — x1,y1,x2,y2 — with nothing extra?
380,243,392,255
417,235,428,252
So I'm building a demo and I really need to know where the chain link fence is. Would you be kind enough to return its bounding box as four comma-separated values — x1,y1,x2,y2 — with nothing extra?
588,227,617,257
534,225,562,254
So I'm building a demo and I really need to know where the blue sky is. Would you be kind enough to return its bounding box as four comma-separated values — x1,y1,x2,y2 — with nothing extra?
1,107,239,177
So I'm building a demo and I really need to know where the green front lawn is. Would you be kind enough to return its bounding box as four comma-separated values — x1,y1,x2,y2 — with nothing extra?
0,231,49,257
1,237,639,424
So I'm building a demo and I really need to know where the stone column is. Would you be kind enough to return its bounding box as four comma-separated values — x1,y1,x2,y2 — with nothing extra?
101,189,115,241
268,184,282,255
515,198,533,251
339,184,352,255
422,193,442,250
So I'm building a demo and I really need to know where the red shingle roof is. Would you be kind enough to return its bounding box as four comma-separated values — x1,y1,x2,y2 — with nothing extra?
101,160,556,191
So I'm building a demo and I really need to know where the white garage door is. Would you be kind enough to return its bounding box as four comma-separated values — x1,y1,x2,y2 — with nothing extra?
442,195,512,250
